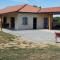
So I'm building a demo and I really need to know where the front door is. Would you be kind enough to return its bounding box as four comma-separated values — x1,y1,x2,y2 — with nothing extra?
44,18,48,29
10,17,15,29
33,17,37,29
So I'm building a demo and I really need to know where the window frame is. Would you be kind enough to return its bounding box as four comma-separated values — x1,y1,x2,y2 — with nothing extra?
22,17,28,25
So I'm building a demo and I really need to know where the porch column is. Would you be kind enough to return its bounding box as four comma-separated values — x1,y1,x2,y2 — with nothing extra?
0,16,3,31
48,14,53,30
9,19,11,29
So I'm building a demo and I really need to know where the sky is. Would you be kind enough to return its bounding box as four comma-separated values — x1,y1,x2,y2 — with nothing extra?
0,0,60,9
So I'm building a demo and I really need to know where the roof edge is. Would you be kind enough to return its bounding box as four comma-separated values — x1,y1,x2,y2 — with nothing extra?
17,4,27,12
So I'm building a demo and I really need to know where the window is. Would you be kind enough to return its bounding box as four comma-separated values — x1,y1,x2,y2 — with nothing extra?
44,17,48,29
22,17,28,25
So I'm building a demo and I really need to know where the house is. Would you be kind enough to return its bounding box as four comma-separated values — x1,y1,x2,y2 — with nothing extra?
0,4,60,30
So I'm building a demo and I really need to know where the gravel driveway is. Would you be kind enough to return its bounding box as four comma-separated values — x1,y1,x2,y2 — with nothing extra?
3,29,58,44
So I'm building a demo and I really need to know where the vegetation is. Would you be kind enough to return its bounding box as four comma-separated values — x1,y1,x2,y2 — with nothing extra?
33,5,41,8
0,31,15,44
54,17,60,24
0,31,60,60
0,45,60,60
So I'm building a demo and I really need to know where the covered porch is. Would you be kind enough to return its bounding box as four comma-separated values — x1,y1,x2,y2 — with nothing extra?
0,13,53,31
0,12,60,31
0,13,17,30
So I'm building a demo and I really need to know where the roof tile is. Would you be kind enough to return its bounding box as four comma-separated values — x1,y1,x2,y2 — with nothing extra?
0,4,60,14
0,4,26,14
19,5,40,13
39,7,60,13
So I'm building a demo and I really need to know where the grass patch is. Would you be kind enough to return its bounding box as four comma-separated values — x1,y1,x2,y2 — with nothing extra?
0,31,60,60
0,31,15,44
0,46,60,60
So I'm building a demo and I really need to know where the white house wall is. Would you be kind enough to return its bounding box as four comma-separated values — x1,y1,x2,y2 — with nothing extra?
2,13,50,30
15,13,44,30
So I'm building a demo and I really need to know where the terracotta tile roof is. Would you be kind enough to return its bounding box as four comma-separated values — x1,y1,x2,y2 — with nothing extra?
19,5,40,13
0,4,60,14
0,4,40,14
0,4,27,14
39,7,60,13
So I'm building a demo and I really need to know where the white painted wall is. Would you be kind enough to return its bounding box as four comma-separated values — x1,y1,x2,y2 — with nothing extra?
3,13,50,30
15,13,44,30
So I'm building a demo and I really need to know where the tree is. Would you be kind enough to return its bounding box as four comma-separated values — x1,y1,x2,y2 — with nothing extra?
33,5,42,8
39,6,41,8
53,17,60,25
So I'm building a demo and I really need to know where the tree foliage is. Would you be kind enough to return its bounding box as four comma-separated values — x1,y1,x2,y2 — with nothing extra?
54,17,60,24
33,5,41,8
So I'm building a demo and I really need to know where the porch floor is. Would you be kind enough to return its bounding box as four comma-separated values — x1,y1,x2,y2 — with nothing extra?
2,29,60,44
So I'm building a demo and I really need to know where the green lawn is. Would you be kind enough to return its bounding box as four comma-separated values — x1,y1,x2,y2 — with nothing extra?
0,31,60,60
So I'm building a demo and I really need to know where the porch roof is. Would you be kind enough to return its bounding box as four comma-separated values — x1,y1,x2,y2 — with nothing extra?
39,7,60,14
0,4,60,14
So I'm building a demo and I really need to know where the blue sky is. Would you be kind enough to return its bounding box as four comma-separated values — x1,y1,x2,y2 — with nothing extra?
0,0,60,9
